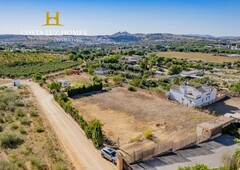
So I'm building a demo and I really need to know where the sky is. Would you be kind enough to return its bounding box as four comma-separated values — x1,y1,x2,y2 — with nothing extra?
0,0,239,36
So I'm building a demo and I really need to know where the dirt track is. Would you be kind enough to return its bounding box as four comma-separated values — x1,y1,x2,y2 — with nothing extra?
23,81,115,170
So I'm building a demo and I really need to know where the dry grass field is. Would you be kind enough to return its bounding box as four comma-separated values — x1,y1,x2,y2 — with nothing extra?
155,52,240,63
72,87,215,148
0,86,72,169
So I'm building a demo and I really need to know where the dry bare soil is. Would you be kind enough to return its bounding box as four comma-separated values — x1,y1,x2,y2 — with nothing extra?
0,79,11,85
156,52,240,63
72,87,215,148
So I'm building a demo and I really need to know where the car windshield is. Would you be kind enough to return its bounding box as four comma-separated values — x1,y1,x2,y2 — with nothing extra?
111,151,116,157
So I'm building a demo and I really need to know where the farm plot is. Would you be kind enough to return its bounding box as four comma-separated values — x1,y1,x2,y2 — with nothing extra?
72,87,215,148
155,52,240,63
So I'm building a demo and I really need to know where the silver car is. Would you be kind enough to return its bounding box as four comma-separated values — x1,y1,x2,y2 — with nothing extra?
100,147,117,164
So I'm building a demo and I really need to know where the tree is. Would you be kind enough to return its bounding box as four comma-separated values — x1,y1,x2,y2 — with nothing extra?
113,75,124,85
129,78,141,87
92,75,102,84
33,72,42,81
68,53,74,60
173,77,180,85
168,65,183,75
87,119,104,147
230,81,240,93
49,82,61,92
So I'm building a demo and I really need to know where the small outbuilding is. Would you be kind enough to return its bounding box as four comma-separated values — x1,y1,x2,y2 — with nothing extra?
94,68,110,75
58,80,71,88
12,80,21,86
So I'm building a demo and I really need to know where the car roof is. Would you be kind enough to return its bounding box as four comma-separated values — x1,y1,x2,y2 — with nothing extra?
102,147,115,153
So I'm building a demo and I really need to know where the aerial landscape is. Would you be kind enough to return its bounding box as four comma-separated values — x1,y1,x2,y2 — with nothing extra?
0,0,240,170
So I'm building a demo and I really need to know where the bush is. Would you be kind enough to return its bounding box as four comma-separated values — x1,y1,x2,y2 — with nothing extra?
54,161,69,170
86,119,104,147
0,125,3,132
0,160,17,170
178,164,216,170
143,128,152,139
36,126,45,133
10,123,19,130
130,135,142,143
19,126,27,134
16,108,25,118
0,132,24,149
128,86,136,92
20,117,32,125
30,109,38,117
30,157,47,170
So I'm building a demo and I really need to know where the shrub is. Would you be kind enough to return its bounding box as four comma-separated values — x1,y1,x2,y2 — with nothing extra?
130,135,142,143
30,109,38,117
19,126,27,134
21,145,32,155
0,160,17,170
20,117,32,125
0,132,24,149
36,126,45,133
30,156,47,170
54,161,68,170
16,108,25,118
85,119,104,147
128,86,136,92
143,128,152,139
10,123,19,130
0,125,3,132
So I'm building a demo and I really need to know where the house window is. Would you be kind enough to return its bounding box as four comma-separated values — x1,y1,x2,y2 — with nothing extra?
202,99,204,102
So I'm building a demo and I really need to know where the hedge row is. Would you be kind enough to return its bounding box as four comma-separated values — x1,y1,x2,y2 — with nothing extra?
67,83,103,97
53,92,103,147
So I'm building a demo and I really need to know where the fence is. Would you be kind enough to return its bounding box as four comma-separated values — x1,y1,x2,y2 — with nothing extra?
123,134,212,164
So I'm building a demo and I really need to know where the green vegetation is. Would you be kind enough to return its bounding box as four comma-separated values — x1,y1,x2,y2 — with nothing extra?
143,128,152,139
67,82,103,97
230,81,240,93
0,86,71,169
113,75,124,85
0,51,66,65
178,164,220,170
52,90,104,147
0,61,79,78
128,85,136,92
168,64,183,75
0,132,24,149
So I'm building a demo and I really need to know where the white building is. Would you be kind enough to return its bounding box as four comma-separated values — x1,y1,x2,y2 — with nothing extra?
12,80,21,86
94,68,110,75
58,80,71,88
124,55,143,64
231,44,240,50
168,82,217,107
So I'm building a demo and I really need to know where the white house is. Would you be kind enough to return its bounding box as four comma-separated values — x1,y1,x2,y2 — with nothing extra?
124,55,143,64
168,82,217,107
58,80,71,88
94,68,110,75
12,80,21,86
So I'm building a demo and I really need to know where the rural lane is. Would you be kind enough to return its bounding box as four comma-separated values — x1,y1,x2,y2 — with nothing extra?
23,80,116,170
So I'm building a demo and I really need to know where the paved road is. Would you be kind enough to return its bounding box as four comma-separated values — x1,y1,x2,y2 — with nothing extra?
132,135,239,170
23,81,116,170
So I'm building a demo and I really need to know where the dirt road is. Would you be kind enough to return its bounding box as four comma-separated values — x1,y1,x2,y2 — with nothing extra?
23,81,116,170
